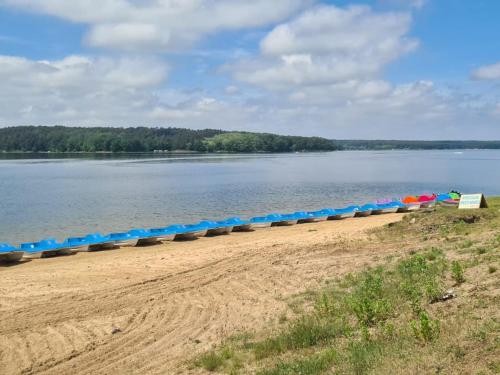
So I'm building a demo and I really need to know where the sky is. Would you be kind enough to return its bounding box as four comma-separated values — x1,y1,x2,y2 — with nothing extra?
0,0,499,139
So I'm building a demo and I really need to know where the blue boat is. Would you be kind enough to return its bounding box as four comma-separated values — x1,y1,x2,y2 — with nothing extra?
250,216,274,228
20,238,73,259
66,233,115,252
0,243,24,263
293,211,326,223
436,193,452,202
309,209,337,220
199,220,233,235
128,229,161,245
223,217,253,231
84,233,116,250
355,204,376,217
266,214,298,226
165,223,209,240
371,202,400,215
108,232,140,247
148,227,177,241
66,236,91,252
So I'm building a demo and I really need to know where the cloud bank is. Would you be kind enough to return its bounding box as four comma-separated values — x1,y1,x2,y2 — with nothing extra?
0,1,499,139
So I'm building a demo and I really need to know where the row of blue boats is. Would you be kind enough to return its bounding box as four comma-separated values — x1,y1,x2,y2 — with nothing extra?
0,198,440,263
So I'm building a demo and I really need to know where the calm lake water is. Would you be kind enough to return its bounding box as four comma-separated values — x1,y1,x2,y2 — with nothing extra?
1,150,499,244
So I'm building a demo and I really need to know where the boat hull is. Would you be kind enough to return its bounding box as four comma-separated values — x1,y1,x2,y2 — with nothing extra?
113,239,140,247
0,251,24,263
271,219,298,226
87,242,116,251
156,234,176,241
329,212,356,220
232,224,253,231
207,226,233,235
136,237,159,245
355,210,372,217
373,207,399,214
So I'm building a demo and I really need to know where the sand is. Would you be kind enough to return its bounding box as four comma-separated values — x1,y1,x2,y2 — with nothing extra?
0,214,403,374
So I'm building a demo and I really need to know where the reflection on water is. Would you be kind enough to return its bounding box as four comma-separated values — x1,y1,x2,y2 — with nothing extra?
1,150,499,244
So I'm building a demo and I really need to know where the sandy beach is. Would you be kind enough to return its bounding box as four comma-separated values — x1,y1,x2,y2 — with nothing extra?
0,214,404,374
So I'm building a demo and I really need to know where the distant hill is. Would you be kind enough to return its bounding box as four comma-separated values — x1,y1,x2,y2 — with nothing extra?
0,126,338,153
332,139,500,150
0,126,499,153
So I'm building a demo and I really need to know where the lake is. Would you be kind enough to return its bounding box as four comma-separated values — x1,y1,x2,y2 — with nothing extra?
1,150,499,244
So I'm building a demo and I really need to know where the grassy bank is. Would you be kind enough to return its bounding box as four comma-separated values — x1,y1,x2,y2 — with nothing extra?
193,198,500,374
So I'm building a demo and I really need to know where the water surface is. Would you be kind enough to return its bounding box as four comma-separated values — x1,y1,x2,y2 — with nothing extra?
1,150,499,244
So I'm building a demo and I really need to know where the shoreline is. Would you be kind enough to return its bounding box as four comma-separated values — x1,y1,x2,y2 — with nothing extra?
0,214,403,374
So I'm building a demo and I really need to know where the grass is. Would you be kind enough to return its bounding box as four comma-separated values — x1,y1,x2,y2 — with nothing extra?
193,197,500,374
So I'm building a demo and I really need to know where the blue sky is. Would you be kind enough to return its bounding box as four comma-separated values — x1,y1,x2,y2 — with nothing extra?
0,0,499,139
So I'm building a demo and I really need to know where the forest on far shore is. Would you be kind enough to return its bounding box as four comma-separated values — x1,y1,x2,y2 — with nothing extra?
0,126,499,153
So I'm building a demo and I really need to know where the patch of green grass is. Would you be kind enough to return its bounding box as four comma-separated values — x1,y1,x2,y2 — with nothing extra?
253,316,349,360
411,311,440,342
193,201,500,374
257,349,338,375
451,260,465,285
195,351,226,372
347,268,393,327
346,339,384,375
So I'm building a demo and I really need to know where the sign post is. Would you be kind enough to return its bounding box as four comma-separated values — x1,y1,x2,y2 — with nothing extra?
458,194,488,209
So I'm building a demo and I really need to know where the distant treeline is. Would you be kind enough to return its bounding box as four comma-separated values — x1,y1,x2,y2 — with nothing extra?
333,139,500,150
0,126,338,153
0,126,499,153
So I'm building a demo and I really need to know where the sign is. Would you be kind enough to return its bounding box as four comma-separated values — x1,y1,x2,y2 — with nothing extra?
458,194,488,209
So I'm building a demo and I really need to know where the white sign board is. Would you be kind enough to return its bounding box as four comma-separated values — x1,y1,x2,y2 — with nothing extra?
458,194,488,209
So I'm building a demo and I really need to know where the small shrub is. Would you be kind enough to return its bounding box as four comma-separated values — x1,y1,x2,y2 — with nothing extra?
451,261,465,284
196,351,225,372
411,311,440,343
348,270,392,326
488,265,497,274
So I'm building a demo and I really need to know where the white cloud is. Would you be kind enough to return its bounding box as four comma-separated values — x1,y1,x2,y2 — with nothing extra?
472,62,500,80
0,54,168,124
229,5,418,89
0,0,310,52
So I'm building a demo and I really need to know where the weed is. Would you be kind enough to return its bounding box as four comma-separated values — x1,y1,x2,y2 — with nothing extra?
257,349,338,375
477,247,487,255
411,311,440,342
348,269,393,326
253,316,348,360
347,340,383,375
451,261,465,284
488,265,497,274
196,351,225,372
